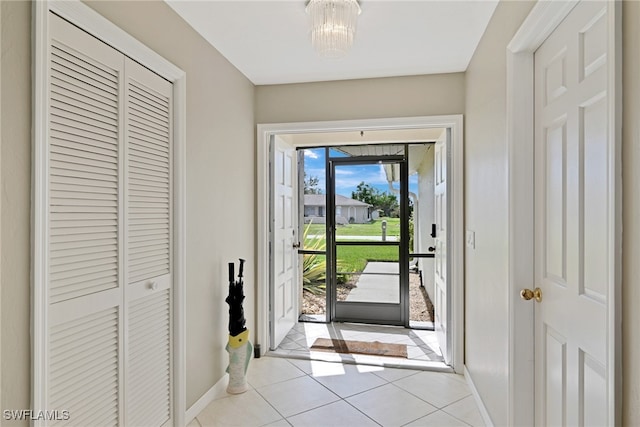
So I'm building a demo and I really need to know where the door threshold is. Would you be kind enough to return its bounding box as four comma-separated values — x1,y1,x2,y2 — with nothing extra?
298,315,435,332
409,320,435,330
298,313,326,323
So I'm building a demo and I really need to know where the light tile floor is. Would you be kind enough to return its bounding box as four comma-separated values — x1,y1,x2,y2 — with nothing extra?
191,356,485,427
270,322,446,370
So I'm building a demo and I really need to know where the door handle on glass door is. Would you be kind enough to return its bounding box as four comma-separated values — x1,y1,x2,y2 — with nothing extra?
292,242,301,249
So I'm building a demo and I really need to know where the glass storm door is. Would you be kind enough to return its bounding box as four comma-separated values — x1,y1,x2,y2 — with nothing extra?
329,153,409,325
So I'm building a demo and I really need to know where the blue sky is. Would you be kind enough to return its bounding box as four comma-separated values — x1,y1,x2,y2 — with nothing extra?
303,148,418,197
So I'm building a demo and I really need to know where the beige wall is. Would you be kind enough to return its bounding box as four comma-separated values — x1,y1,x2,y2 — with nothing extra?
0,0,256,417
1,1,32,421
622,1,640,424
255,73,465,124
464,1,535,425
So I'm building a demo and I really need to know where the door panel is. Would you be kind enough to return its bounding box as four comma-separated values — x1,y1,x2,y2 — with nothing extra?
270,137,298,349
434,139,448,363
47,15,124,425
331,158,406,325
124,58,173,427
534,1,611,424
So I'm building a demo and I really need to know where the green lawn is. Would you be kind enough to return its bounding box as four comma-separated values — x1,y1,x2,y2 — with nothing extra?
303,219,400,272
305,218,400,237
336,245,398,273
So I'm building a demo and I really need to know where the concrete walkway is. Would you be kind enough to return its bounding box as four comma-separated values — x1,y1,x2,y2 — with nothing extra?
345,262,400,304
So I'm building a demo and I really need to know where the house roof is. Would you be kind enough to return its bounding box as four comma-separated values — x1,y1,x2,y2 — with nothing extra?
304,194,370,208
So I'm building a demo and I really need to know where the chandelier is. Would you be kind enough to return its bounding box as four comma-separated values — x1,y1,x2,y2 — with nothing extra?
306,0,361,58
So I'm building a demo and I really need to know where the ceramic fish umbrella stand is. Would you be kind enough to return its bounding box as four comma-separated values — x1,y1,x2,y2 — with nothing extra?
225,259,253,394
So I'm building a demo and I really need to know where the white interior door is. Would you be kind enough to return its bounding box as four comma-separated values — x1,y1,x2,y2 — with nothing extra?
534,1,613,424
270,136,298,349
434,138,449,364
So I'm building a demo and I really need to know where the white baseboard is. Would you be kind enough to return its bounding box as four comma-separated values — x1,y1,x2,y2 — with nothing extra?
184,375,228,425
464,366,494,427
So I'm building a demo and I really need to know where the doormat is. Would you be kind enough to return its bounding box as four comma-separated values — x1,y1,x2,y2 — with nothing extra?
310,338,408,358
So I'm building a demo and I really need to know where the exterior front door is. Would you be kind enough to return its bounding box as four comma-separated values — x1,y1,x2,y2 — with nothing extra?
533,1,614,424
270,136,298,349
433,137,449,364
329,151,409,325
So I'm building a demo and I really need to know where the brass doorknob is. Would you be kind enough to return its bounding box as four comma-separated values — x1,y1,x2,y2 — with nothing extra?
520,287,542,302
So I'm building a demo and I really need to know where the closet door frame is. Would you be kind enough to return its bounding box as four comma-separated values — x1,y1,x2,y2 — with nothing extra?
32,2,187,426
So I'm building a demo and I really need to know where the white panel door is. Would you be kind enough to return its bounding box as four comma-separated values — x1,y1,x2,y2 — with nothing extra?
434,138,449,364
270,137,298,349
534,1,611,425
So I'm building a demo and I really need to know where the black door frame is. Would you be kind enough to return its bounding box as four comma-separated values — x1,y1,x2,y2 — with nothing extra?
326,148,411,326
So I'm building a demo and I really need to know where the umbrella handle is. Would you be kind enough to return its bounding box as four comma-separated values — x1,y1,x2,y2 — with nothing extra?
238,258,245,279
228,262,234,284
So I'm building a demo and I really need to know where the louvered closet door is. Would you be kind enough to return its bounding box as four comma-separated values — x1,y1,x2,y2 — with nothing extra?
48,14,125,426
47,13,174,427
124,58,173,427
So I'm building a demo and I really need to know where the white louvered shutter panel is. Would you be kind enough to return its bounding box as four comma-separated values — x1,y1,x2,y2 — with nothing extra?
124,58,173,427
47,13,124,426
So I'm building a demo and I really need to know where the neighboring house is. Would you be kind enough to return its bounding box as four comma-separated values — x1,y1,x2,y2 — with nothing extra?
304,194,371,224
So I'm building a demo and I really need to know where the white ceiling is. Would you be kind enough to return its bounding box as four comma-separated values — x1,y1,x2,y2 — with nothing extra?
165,0,498,85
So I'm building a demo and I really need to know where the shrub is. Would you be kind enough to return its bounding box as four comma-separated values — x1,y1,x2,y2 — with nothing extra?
302,222,328,295
302,222,346,294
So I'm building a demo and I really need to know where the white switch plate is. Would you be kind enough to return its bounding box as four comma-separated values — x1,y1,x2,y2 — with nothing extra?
466,230,475,249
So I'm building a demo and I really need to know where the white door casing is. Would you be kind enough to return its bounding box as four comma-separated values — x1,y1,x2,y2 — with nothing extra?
434,136,449,364
533,1,617,425
256,116,464,372
270,136,298,349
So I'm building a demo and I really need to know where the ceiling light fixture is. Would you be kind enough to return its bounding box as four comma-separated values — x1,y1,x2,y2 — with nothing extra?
306,0,361,58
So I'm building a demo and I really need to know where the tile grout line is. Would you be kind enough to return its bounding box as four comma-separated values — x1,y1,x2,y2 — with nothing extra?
386,380,446,410
270,370,342,420
308,368,388,426
292,361,390,426
341,394,384,427
250,357,317,424
252,380,295,425
398,409,473,427
438,394,479,427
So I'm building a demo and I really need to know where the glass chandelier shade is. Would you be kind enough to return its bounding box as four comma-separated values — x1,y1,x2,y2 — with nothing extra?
306,0,361,58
